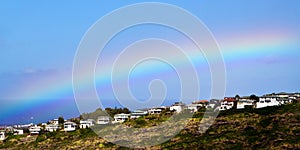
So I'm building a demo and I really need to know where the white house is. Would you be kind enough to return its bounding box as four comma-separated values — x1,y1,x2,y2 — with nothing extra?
45,124,60,132
97,116,111,125
79,120,94,128
219,98,236,111
87,119,95,125
130,110,148,119
292,93,300,97
206,103,217,109
64,122,77,132
14,123,33,129
277,98,294,105
170,102,186,113
193,100,209,107
0,131,5,141
187,104,202,112
237,99,255,109
148,107,164,115
170,105,184,113
275,92,290,98
49,119,59,125
29,125,42,135
257,96,280,108
13,129,24,135
113,113,131,123
288,96,297,100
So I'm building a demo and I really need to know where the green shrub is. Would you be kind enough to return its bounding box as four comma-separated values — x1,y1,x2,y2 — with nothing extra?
243,126,258,136
36,135,46,143
134,118,147,127
259,117,272,128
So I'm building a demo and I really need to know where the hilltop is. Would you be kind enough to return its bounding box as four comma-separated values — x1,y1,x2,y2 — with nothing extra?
1,102,299,149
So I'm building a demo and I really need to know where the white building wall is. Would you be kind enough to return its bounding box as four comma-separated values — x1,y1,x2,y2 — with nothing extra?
97,116,110,125
79,120,94,128
114,113,130,122
237,100,254,109
0,132,5,141
45,125,59,132
29,125,42,134
130,110,148,119
170,105,183,113
13,129,24,135
148,108,163,114
219,101,234,111
64,122,76,132
257,97,280,108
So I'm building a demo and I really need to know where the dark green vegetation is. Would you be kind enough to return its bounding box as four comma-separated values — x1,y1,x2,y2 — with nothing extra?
1,103,300,149
80,107,130,120
123,108,174,128
58,116,65,125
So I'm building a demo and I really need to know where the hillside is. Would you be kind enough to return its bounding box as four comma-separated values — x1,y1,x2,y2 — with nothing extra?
160,103,300,149
1,103,299,149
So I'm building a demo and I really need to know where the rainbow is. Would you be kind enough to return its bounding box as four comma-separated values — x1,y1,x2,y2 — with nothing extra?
1,29,299,123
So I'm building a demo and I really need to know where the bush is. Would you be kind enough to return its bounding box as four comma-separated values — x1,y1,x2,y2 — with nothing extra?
36,135,46,143
255,106,280,115
260,117,272,128
134,118,147,127
243,126,258,136
79,128,96,138
244,105,254,112
45,131,58,138
145,115,158,120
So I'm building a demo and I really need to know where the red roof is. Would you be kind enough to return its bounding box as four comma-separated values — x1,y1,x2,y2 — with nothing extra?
193,100,209,104
223,99,236,102
224,97,235,100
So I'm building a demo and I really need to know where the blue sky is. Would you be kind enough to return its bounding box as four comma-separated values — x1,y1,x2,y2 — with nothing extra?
1,1,300,124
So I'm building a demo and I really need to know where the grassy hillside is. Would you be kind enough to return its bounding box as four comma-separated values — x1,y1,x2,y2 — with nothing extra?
1,103,299,149
160,103,300,149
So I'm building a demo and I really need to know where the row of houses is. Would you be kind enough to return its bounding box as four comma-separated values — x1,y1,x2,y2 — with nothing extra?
0,120,79,139
0,124,29,138
0,104,188,139
1,92,298,141
80,93,300,127
79,107,167,127
219,92,299,111
79,101,213,126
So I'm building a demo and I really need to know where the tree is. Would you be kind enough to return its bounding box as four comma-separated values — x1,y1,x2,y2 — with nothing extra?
58,116,64,124
249,94,259,102
70,118,80,125
105,107,131,117
122,108,130,114
105,107,113,117
235,94,240,100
